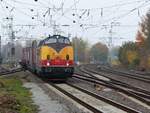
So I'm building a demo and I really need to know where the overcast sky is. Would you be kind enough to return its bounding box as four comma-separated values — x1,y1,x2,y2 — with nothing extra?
0,0,150,46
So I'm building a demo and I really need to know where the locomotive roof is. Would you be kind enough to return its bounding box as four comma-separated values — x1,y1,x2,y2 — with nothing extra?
38,35,71,46
45,35,69,40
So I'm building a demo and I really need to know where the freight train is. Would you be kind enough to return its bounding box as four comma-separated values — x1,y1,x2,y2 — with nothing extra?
21,35,74,80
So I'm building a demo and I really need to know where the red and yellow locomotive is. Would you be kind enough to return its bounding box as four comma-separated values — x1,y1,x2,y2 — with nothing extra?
21,35,74,80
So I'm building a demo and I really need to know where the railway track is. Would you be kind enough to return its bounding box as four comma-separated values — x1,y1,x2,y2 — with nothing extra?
131,70,150,77
0,64,148,113
27,70,142,113
73,73,150,106
66,83,141,113
80,66,150,96
74,67,150,106
49,83,140,113
0,66,9,73
80,65,150,95
21,69,149,113
0,67,23,76
100,66,150,82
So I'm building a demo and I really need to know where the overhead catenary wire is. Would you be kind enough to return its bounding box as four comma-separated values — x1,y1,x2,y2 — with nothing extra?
0,1,145,26
10,0,41,7
0,2,9,16
84,0,150,31
107,0,150,21
9,0,143,11
50,1,149,30
3,0,47,25
0,0,149,43
1,0,148,24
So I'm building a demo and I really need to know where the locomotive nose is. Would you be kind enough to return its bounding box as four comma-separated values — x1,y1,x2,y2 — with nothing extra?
56,56,60,60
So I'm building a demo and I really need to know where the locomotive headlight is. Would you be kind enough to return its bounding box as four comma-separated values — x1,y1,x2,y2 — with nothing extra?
66,63,69,66
47,62,50,66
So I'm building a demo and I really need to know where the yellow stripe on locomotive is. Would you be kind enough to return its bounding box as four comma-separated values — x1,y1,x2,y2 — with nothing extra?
40,46,74,61
40,46,58,60
59,46,74,60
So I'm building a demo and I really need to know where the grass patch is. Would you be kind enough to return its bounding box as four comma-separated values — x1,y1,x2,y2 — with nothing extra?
0,77,37,113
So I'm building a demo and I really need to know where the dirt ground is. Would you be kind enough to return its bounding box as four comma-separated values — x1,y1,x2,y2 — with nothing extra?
0,93,19,113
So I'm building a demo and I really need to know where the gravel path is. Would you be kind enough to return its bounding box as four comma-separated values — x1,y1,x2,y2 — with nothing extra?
21,70,71,113
24,83,68,113
24,82,69,113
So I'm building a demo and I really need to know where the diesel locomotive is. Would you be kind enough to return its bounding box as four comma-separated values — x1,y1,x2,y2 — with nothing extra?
21,35,74,80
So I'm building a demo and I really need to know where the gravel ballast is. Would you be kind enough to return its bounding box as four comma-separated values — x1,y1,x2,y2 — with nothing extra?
86,65,150,92
68,77,150,113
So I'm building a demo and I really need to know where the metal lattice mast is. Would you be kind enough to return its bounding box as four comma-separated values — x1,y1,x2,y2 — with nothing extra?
2,16,15,65
108,22,120,65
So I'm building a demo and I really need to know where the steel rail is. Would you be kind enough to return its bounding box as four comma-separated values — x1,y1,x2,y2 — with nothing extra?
67,83,141,113
0,68,23,76
82,66,150,96
73,74,150,106
100,66,150,83
50,83,104,113
74,71,150,100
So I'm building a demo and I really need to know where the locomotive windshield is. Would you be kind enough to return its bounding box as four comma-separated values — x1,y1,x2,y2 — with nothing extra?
38,35,71,46
58,37,70,44
45,38,57,44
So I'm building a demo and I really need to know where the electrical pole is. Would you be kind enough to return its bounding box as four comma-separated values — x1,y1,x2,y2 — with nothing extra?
108,23,113,66
2,16,15,66
108,22,120,66
10,17,15,66
53,21,57,35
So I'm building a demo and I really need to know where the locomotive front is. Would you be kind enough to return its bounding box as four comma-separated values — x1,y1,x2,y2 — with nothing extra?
37,35,74,79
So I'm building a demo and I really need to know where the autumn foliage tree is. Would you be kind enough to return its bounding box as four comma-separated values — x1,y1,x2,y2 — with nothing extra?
118,42,140,68
135,10,150,69
136,30,145,46
118,10,150,69
90,42,108,63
